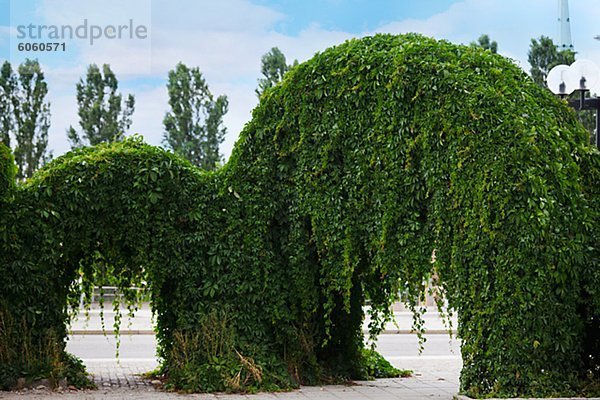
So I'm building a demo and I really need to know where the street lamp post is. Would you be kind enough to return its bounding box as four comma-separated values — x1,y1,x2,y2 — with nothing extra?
568,92,600,148
547,59,600,148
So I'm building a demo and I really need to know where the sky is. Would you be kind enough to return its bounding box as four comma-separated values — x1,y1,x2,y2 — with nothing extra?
1,0,599,161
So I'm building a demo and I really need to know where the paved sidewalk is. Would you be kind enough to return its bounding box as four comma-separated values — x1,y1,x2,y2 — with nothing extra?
1,360,461,399
86,360,157,389
0,306,462,399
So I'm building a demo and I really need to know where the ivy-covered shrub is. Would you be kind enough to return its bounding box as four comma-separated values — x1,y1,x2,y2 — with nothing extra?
0,143,16,200
0,34,598,397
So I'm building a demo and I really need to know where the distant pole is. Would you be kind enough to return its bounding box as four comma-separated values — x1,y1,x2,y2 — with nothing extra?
558,0,574,51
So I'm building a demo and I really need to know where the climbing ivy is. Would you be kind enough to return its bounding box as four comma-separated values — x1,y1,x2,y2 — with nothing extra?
0,143,15,199
0,34,598,397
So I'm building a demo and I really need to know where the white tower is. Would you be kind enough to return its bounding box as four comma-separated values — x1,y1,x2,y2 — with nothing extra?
558,0,574,50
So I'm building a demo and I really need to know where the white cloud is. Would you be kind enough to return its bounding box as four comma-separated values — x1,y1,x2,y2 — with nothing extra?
274,24,354,64
24,0,600,162
214,81,260,158
374,0,600,70
374,0,556,68
127,85,167,147
0,26,14,50
33,0,356,160
45,87,78,156
37,0,151,26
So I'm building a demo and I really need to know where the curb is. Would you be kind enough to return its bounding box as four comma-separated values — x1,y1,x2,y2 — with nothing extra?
454,395,600,400
70,329,456,336
70,330,155,335
375,329,455,335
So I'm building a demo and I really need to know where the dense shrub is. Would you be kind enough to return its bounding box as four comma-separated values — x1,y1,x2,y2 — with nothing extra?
0,143,16,200
0,34,598,397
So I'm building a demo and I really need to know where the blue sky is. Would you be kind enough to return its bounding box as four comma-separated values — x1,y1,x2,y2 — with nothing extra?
253,0,459,35
1,0,599,160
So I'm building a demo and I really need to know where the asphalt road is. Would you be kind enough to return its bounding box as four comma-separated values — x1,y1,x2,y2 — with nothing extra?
66,333,461,362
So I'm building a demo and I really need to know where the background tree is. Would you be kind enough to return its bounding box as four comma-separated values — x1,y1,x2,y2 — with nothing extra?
528,35,575,87
163,63,228,170
256,47,298,97
470,34,498,53
13,59,52,179
528,36,595,142
0,59,51,179
68,64,135,148
0,61,17,148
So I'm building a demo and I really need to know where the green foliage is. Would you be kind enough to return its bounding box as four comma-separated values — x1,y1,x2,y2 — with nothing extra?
164,309,290,393
163,63,228,170
0,34,598,398
68,64,135,148
0,60,52,179
470,34,498,53
528,35,575,87
0,61,17,147
359,348,410,379
256,47,298,97
13,59,52,179
0,143,16,198
526,36,596,140
526,36,595,140
0,305,93,390
577,110,596,143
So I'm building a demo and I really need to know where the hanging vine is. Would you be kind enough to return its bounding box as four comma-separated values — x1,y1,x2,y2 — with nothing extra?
0,34,598,397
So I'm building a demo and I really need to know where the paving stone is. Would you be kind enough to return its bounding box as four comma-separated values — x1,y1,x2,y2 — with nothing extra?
0,357,462,399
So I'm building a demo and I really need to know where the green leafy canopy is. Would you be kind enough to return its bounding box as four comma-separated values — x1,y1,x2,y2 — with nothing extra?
0,34,598,397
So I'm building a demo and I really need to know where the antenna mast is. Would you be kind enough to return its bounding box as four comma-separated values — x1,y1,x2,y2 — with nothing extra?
558,0,574,51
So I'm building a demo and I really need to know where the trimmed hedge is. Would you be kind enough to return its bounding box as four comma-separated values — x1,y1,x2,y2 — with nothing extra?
0,34,598,397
